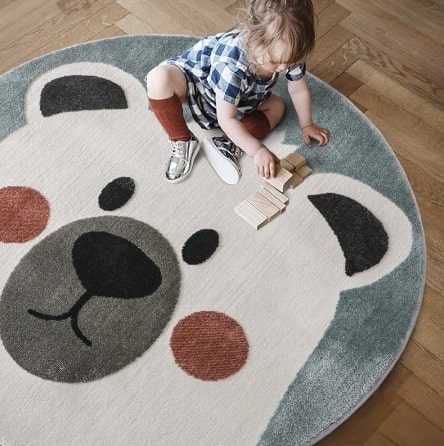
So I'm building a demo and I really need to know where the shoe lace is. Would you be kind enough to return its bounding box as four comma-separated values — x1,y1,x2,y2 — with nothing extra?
170,140,186,157
231,145,243,161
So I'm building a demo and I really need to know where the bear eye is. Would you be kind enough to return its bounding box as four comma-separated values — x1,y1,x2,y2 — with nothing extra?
98,177,135,211
182,229,219,265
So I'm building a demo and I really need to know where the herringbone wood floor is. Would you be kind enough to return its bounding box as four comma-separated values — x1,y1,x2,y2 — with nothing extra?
1,1,443,445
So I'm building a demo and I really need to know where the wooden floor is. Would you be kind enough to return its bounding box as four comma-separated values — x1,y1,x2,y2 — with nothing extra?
1,1,443,445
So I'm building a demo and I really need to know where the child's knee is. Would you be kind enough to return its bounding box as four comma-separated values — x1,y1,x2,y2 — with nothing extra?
146,65,168,91
146,65,186,99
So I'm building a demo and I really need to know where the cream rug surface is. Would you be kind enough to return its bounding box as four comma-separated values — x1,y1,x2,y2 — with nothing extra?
0,35,425,446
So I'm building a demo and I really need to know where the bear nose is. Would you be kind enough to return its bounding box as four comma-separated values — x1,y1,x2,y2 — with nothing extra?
72,231,162,298
28,230,164,347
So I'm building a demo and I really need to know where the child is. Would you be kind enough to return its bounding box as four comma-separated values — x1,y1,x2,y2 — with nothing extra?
146,0,329,184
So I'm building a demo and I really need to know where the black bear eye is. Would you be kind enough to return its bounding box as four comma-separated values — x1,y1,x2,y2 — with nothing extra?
98,177,135,211
182,229,219,265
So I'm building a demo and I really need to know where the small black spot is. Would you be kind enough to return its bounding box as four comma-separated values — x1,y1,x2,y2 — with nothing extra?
308,193,388,276
182,229,219,265
40,75,128,117
99,177,135,211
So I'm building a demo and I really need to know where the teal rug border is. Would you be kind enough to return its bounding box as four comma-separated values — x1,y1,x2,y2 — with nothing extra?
0,35,426,445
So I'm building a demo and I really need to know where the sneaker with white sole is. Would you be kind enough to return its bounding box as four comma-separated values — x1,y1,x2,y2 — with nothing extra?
202,137,243,184
165,133,200,183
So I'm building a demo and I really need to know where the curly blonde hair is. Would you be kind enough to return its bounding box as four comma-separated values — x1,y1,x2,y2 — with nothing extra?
239,0,315,64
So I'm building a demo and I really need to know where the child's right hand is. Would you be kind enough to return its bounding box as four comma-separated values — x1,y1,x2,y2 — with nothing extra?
253,146,279,179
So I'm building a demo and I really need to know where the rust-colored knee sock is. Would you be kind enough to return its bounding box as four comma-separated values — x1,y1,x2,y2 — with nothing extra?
240,110,271,139
148,95,191,141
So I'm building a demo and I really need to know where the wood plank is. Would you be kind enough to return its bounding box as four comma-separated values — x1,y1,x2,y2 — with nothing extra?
412,309,444,363
364,431,399,446
307,24,353,69
296,164,313,178
309,44,359,83
234,200,268,230
117,0,195,35
247,191,280,220
313,0,335,14
0,0,118,74
315,2,350,39
0,0,66,48
355,106,444,184
15,2,127,68
337,0,444,46
118,0,237,37
284,152,306,170
329,71,362,97
346,59,444,133
116,13,155,34
398,374,444,431
94,24,127,40
378,403,444,446
261,183,289,204
342,36,443,108
420,286,444,332
400,341,444,398
258,188,287,212
264,167,293,192
339,11,444,99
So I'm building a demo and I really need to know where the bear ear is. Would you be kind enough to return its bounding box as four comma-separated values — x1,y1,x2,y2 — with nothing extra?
308,192,389,277
39,75,128,117
304,173,413,290
25,62,147,121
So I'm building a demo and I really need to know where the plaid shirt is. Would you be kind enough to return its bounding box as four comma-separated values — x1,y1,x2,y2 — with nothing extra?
166,30,306,129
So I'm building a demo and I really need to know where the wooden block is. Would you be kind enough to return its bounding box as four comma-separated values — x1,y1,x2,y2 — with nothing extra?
280,158,295,172
261,183,289,204
247,191,281,220
287,172,304,188
264,167,293,192
284,152,306,170
259,187,286,212
297,164,312,178
234,200,268,230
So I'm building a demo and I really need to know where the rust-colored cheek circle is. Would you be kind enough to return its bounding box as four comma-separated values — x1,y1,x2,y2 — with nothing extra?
170,311,249,381
0,186,50,243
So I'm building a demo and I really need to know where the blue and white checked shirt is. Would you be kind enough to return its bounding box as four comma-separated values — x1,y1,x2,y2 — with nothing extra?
166,30,306,129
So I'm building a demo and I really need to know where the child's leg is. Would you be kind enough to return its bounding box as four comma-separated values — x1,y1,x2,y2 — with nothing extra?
201,94,284,185
238,94,284,139
147,65,191,141
147,64,200,183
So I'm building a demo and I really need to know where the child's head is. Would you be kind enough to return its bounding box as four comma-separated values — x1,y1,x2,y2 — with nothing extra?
240,0,315,68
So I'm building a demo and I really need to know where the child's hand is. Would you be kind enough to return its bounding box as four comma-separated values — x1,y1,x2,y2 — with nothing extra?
302,123,330,147
253,146,279,179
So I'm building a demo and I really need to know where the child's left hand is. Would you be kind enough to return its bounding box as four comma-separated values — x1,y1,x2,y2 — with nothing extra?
302,123,330,147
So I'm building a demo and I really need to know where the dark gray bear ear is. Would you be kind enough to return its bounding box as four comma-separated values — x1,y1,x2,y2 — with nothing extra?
308,193,388,276
25,62,147,121
40,75,128,117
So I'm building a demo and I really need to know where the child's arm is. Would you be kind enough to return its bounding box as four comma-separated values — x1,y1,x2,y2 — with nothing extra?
216,98,279,179
287,77,329,147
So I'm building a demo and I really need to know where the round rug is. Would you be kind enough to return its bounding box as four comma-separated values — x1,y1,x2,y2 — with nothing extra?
0,35,425,446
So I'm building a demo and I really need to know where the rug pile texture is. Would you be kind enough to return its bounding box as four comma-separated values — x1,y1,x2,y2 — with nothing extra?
0,35,425,446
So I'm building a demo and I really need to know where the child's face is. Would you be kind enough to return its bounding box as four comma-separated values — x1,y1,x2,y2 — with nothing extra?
252,41,298,74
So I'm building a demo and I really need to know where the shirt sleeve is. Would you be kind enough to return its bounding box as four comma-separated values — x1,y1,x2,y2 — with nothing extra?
208,61,245,105
286,63,306,81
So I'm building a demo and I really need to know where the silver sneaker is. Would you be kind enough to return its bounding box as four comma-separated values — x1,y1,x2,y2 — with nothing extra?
165,133,200,183
202,137,243,184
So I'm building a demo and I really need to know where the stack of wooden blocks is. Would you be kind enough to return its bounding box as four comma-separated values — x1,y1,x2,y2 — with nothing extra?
234,152,312,230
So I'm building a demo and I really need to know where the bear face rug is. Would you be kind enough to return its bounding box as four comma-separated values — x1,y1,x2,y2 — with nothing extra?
0,35,425,446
